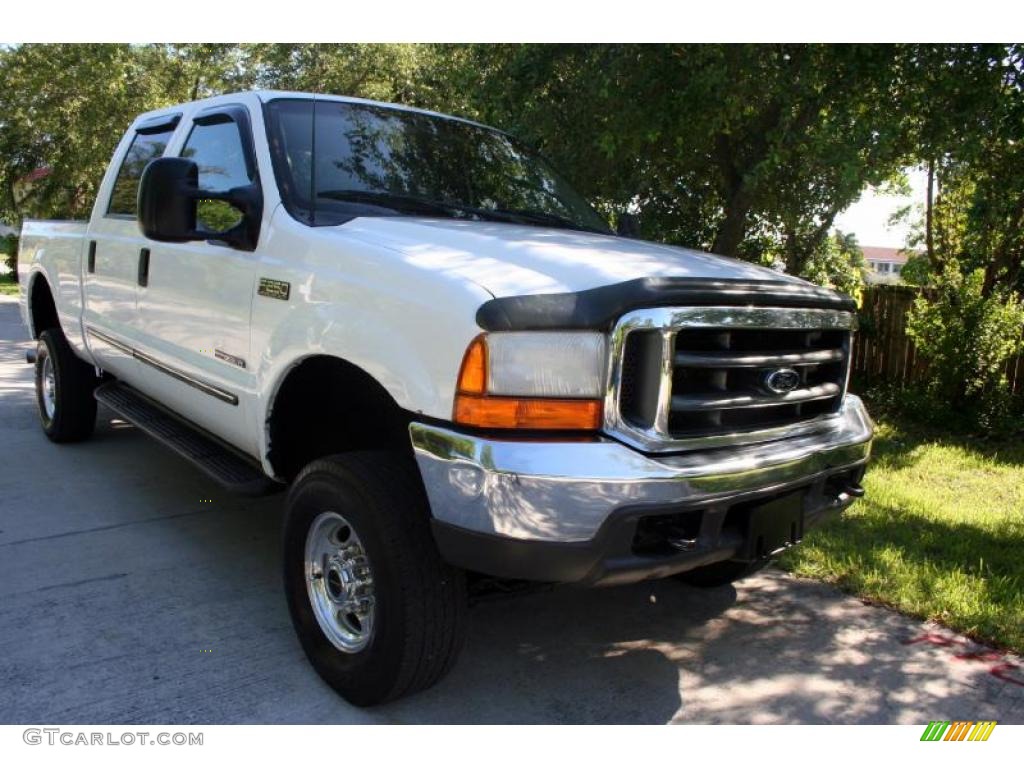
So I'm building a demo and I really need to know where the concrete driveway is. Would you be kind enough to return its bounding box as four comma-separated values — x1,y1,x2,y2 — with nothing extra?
1,295,1021,724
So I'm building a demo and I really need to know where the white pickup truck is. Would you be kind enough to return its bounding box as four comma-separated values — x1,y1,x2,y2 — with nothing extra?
18,90,873,706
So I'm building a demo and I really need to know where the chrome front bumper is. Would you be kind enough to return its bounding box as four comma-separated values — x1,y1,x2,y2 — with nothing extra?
410,394,873,545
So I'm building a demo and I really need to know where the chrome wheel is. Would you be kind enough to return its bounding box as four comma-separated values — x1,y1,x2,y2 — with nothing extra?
41,353,56,420
304,511,375,653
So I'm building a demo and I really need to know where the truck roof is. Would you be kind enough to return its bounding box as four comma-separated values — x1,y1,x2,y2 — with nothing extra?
132,89,497,134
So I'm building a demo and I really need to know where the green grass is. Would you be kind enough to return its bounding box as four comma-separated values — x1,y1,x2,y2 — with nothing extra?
778,415,1024,652
0,274,19,296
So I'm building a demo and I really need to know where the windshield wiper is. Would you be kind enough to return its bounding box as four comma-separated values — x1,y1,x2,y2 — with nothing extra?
317,189,479,218
317,189,608,234
489,208,609,235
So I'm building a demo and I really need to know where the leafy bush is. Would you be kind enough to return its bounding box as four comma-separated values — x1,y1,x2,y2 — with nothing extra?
905,264,1024,433
898,251,934,287
1,234,17,281
798,230,867,300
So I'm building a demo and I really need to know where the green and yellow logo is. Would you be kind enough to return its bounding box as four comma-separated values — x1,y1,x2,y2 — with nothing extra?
920,721,997,741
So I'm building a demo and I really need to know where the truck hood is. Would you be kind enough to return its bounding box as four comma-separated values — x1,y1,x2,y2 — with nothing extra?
340,217,806,298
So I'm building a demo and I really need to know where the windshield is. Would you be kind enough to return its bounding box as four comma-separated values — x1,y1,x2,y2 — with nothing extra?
264,99,610,233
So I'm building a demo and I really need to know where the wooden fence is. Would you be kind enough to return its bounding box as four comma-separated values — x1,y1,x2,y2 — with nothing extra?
850,284,1024,396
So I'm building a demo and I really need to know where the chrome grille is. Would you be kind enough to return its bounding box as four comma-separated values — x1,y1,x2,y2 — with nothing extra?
606,307,855,452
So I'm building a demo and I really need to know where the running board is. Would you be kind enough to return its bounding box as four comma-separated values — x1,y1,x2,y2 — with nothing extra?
94,381,281,496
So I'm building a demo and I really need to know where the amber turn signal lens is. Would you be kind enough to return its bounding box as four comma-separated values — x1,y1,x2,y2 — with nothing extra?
454,394,603,430
454,334,603,430
456,335,488,395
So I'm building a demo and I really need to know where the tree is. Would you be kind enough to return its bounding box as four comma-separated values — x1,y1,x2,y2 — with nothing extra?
0,44,454,226
891,45,1024,431
240,44,436,104
901,44,1024,295
0,44,172,222
786,229,867,299
441,44,915,281
159,44,254,101
2,42,1020,303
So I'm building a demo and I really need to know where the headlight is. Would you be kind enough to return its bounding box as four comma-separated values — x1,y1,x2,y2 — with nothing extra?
453,332,607,430
486,332,607,397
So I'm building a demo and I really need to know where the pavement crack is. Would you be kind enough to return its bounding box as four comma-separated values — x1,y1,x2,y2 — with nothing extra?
0,508,220,548
34,572,130,592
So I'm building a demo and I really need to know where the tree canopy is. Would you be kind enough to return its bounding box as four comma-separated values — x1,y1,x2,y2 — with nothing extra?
1,43,1021,297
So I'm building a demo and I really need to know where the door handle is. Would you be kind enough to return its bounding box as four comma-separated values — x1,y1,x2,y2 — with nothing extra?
87,241,96,274
138,248,150,287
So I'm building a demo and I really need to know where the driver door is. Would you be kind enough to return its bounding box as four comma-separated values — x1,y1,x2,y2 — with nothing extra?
132,103,262,455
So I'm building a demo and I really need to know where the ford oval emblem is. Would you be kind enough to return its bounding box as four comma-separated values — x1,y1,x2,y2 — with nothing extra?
764,368,802,394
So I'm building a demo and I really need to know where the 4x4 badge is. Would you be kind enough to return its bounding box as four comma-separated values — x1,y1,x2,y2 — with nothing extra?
258,277,291,301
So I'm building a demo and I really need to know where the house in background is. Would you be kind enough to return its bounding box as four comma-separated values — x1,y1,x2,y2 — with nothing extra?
862,246,909,284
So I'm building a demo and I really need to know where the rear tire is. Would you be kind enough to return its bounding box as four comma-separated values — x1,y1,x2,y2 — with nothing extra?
674,558,769,588
35,329,98,443
283,451,467,706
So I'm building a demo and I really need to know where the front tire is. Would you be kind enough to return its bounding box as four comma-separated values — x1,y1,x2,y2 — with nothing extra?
35,329,98,443
283,451,467,706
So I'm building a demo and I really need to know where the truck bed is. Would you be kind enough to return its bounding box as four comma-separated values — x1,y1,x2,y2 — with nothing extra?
18,219,88,344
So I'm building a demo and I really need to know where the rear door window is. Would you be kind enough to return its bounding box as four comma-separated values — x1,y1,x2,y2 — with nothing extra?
107,128,175,216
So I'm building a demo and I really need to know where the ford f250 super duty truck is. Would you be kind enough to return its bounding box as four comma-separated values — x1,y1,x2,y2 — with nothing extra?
18,90,873,706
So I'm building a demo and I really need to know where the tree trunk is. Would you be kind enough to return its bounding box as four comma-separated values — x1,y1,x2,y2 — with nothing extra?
783,224,799,274
933,170,946,264
712,184,753,257
925,158,935,263
787,207,842,277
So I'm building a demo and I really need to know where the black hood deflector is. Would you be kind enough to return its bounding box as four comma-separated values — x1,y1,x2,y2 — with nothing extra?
476,277,857,331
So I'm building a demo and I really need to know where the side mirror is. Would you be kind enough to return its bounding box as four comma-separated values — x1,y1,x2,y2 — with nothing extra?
137,157,261,251
138,157,197,242
616,212,640,238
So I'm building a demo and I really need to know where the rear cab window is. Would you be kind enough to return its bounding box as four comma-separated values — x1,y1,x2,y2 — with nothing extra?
106,115,180,217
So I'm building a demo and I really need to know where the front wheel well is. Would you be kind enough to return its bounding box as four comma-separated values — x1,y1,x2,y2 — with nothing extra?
266,356,414,482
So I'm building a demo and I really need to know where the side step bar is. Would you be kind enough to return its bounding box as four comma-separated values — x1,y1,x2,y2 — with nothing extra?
94,381,281,496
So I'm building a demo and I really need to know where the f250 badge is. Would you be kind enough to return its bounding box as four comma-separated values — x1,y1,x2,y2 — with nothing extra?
258,277,291,301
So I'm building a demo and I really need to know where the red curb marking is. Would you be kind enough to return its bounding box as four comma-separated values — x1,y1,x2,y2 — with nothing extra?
953,651,1004,663
903,633,1023,686
990,663,1024,687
